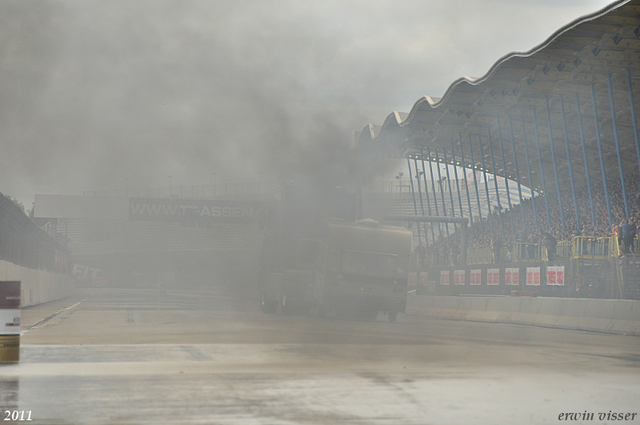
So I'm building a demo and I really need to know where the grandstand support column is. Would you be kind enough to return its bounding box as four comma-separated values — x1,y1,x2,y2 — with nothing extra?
443,149,457,219
627,69,640,179
560,94,580,231
544,96,566,231
427,152,443,239
532,106,552,229
591,83,613,227
575,93,597,232
467,134,485,237
507,116,526,231
413,157,429,246
449,137,465,220
608,73,630,219
434,149,450,237
477,134,495,236
520,115,539,234
458,134,475,234
420,150,437,243
496,116,515,236
487,125,506,239
407,157,423,246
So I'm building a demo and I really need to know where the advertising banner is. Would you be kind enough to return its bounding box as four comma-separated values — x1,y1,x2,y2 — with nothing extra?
0,310,20,335
420,272,428,287
547,266,565,286
129,198,267,224
0,281,20,335
505,268,520,286
454,270,465,286
487,268,500,286
556,266,564,286
547,267,556,285
470,269,482,285
527,267,541,286
440,270,450,286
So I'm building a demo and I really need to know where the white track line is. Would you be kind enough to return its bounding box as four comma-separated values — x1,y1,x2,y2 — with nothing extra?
22,301,83,333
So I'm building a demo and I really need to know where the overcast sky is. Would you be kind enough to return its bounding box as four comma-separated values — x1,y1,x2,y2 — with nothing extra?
0,0,615,206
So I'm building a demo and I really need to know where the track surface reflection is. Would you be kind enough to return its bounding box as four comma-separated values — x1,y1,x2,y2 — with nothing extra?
1,288,638,424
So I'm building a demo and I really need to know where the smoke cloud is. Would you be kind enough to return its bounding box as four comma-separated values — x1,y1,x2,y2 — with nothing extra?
0,0,613,204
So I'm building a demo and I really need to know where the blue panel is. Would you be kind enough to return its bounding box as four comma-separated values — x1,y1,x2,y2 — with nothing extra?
487,125,506,239
467,134,485,237
507,116,526,231
407,157,422,246
591,84,612,227
496,116,515,236
559,94,580,232
575,93,597,232
520,115,539,234
608,73,630,219
544,96,565,231
627,69,640,180
532,106,552,228
477,134,496,236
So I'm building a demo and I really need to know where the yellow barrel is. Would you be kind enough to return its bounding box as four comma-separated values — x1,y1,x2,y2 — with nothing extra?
0,335,19,363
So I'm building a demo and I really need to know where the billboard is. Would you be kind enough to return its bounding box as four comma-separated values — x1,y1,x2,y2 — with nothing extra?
0,282,20,335
129,198,267,224
470,269,481,285
547,266,565,286
505,268,520,286
487,268,500,286
527,267,541,286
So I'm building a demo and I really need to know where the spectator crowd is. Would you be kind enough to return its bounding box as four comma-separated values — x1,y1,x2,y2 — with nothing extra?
421,173,640,262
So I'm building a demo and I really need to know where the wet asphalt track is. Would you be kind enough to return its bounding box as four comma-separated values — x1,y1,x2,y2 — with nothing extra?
1,288,639,424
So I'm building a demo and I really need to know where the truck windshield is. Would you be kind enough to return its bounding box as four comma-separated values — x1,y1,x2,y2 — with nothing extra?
340,250,398,278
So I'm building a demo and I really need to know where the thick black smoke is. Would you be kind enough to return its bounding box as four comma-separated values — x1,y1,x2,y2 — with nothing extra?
0,0,612,203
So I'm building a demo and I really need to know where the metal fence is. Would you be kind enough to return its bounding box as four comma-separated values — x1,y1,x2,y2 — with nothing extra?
428,235,640,268
0,193,70,273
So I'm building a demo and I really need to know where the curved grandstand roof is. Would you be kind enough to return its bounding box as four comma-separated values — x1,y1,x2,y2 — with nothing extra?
358,0,640,194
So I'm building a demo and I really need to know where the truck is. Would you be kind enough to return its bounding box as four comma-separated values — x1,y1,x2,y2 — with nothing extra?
258,185,412,322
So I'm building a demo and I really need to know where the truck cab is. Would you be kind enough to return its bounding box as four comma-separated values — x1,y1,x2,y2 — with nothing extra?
322,220,412,322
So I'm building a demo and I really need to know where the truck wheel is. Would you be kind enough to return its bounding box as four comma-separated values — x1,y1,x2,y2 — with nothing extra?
388,310,398,323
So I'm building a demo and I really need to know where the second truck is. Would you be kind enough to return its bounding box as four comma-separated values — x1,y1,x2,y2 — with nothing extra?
259,185,412,322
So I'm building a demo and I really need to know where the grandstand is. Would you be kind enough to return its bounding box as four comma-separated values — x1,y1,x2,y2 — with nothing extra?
356,0,640,299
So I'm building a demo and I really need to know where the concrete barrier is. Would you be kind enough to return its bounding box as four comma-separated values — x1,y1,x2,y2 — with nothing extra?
0,261,75,307
464,297,487,321
608,300,640,335
406,293,640,336
532,298,562,328
483,297,504,323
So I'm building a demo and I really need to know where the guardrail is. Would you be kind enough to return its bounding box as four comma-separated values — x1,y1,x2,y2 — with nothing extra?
461,235,640,265
513,243,540,262
572,236,613,259
556,241,573,259
467,247,493,265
